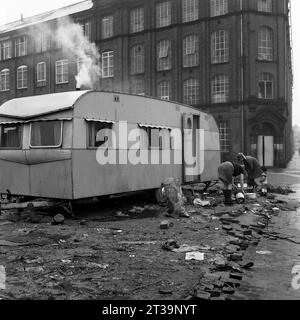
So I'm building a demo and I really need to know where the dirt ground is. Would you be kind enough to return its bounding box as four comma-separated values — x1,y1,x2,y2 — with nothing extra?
0,188,299,300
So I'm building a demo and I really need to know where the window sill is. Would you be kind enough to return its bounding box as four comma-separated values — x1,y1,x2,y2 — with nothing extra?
256,58,275,63
36,81,47,87
210,61,229,66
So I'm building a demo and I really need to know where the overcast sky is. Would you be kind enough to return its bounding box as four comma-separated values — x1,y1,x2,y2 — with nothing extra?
0,0,299,126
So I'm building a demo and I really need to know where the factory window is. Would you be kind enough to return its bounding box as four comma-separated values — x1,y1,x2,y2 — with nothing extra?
55,59,69,84
36,62,46,85
88,121,114,148
218,121,230,155
158,81,171,101
15,36,27,57
183,35,199,67
258,0,272,12
132,80,145,95
130,45,144,74
157,40,172,71
35,32,50,53
183,78,199,105
258,73,274,99
0,40,12,60
156,1,171,28
101,15,113,39
102,51,114,78
258,27,273,61
0,124,22,149
80,21,91,40
211,74,229,103
0,69,10,91
211,30,229,64
30,121,62,148
17,65,28,89
210,0,228,17
130,7,144,33
182,0,199,23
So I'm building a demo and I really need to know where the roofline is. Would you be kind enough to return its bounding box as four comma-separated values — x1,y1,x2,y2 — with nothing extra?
0,90,213,120
0,0,93,34
0,90,90,119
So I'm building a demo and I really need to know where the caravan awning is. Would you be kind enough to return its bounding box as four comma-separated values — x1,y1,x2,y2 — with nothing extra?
85,118,115,124
138,123,173,130
0,118,72,124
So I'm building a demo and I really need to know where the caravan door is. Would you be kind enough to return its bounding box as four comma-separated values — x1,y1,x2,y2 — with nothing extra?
182,113,201,183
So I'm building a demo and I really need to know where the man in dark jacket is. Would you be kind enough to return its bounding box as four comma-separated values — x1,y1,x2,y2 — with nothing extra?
237,153,264,189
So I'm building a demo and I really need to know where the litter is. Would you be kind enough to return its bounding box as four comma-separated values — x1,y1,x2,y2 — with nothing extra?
193,198,211,207
173,245,204,253
162,239,180,251
61,259,72,264
256,250,272,255
185,252,205,261
115,211,129,217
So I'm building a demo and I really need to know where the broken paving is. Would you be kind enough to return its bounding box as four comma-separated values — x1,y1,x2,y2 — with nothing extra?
0,187,299,300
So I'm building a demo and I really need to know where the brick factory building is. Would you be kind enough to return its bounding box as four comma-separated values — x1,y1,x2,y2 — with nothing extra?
0,0,294,167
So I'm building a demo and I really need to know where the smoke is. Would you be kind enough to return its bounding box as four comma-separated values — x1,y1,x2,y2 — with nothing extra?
55,17,101,89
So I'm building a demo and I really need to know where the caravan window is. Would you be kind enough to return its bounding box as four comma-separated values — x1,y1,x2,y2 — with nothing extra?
0,124,22,148
88,121,114,148
30,120,62,147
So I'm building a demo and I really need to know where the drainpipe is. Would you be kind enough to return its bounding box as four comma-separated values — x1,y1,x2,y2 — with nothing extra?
240,0,245,153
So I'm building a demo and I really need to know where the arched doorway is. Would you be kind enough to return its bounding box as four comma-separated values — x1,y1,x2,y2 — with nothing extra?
251,122,275,167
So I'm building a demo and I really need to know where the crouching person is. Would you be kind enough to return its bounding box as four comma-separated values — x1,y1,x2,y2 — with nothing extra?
218,161,247,205
237,153,263,190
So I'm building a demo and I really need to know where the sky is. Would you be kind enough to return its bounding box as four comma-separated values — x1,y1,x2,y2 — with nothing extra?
0,0,299,125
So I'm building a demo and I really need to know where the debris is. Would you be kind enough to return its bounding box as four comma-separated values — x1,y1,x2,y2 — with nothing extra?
162,239,180,251
25,266,44,272
241,262,254,269
25,257,43,264
214,254,228,268
222,225,233,232
159,287,173,295
115,211,129,217
160,220,173,230
229,253,243,262
162,178,188,217
118,241,157,245
0,240,23,246
256,250,272,255
229,273,243,281
61,259,72,264
173,245,204,253
52,214,65,225
0,221,12,226
79,220,87,225
185,252,205,261
272,207,280,215
194,291,211,300
193,198,211,207
129,206,144,213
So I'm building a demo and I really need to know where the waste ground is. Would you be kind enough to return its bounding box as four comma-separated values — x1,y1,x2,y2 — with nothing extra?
0,185,299,300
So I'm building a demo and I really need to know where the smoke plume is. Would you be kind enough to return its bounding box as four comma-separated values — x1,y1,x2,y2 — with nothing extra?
55,17,101,89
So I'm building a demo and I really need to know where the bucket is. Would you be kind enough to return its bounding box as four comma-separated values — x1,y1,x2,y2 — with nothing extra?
236,192,245,204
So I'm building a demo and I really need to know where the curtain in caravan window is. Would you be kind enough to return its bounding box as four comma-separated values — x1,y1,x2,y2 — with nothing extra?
0,124,22,148
30,121,62,147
